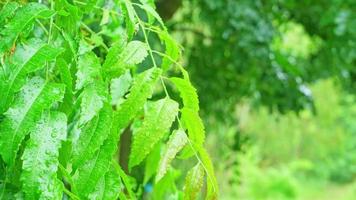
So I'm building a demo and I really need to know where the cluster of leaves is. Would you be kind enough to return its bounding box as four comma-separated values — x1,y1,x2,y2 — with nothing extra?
0,0,217,199
167,0,356,117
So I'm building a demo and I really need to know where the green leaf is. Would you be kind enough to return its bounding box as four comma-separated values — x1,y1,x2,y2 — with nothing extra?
156,129,188,182
170,77,199,111
75,51,102,90
79,83,106,125
115,67,162,130
160,31,180,71
183,163,205,200
21,111,67,200
110,71,132,106
72,103,113,169
112,161,136,199
144,144,161,184
57,58,74,115
102,39,127,70
121,41,148,66
120,0,137,39
0,39,63,113
198,148,218,200
0,77,65,166
181,108,205,147
139,3,164,27
74,124,119,199
129,98,179,169
0,2,19,27
88,166,122,200
104,40,148,78
0,3,54,53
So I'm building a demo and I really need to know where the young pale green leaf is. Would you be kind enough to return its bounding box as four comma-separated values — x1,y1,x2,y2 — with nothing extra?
0,39,63,113
74,124,119,199
75,51,102,90
88,166,122,200
120,0,137,39
21,111,67,200
110,71,132,106
0,77,65,166
114,67,162,130
72,103,113,169
79,83,106,125
198,148,218,200
183,163,205,200
0,3,54,53
129,98,179,169
156,129,188,182
0,2,19,27
121,41,148,66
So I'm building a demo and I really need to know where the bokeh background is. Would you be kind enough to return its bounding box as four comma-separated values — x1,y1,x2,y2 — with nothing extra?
156,0,356,199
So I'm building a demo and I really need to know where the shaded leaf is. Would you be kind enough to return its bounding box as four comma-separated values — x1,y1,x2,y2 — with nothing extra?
183,163,205,200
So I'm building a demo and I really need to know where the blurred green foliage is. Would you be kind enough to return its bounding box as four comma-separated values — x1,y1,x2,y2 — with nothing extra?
210,79,356,199
166,0,356,116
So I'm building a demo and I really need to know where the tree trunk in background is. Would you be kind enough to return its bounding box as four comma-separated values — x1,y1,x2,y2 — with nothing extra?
156,0,182,20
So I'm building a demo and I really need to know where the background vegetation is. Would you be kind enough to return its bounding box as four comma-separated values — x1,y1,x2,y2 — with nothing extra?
157,0,356,199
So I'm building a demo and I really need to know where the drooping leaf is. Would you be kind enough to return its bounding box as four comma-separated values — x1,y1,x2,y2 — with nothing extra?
0,77,65,166
181,108,205,147
0,3,54,53
72,103,113,169
171,76,204,147
21,111,67,200
183,163,205,200
0,39,63,113
170,77,199,111
156,129,188,182
115,67,162,130
88,166,122,200
129,98,179,169
198,148,218,200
